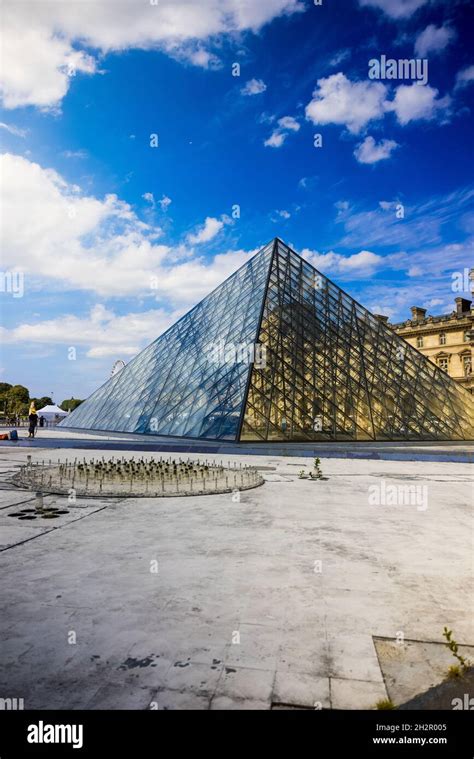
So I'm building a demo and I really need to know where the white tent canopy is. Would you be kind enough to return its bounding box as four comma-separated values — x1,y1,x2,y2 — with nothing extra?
36,404,68,421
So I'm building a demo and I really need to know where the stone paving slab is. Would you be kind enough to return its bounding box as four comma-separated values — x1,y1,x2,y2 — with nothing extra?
374,638,474,706
398,668,474,710
214,665,274,702
153,690,210,710
0,523,56,550
0,491,36,509
273,672,330,708
0,496,107,550
0,446,472,709
85,682,158,710
330,678,388,710
211,696,268,710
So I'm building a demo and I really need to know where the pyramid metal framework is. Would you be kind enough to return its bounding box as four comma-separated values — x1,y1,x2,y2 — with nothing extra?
62,239,474,442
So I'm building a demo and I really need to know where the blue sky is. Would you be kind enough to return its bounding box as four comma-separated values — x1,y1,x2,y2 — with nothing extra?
1,0,473,402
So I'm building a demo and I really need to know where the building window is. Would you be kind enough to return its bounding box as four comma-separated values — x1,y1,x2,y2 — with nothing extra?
416,335,424,348
438,357,449,372
439,332,446,345
463,355,472,376
464,330,471,343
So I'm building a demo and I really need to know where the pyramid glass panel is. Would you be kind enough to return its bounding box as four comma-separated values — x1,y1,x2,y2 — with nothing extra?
62,238,474,442
62,241,273,439
239,240,474,442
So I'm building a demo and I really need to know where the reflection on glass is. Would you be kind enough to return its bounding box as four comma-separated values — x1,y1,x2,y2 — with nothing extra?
62,239,474,442
240,241,474,442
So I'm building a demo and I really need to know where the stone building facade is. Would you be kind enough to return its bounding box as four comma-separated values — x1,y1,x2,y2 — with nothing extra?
389,297,473,395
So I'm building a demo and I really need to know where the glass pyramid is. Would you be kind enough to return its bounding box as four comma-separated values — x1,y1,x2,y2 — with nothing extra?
62,238,474,442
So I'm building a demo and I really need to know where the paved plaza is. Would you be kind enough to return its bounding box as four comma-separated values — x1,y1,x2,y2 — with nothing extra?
0,434,472,709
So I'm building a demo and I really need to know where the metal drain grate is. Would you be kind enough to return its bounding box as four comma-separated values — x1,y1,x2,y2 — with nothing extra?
8,506,70,521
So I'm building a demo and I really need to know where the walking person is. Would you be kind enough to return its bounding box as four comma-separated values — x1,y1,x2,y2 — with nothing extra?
28,403,38,439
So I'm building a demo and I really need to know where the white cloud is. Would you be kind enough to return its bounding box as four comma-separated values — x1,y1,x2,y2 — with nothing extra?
0,121,27,138
142,192,172,211
298,175,317,190
334,188,474,251
358,0,427,19
305,73,387,134
301,248,385,276
424,297,444,309
335,200,350,218
339,249,383,271
159,195,172,211
241,78,267,96
264,130,286,148
414,24,455,58
0,304,181,358
258,112,276,124
264,114,300,147
62,149,87,159
0,153,255,303
339,236,474,322
455,65,474,90
273,209,291,220
388,83,451,125
306,73,452,140
142,192,155,206
329,49,350,67
179,46,221,70
354,135,399,164
1,0,304,109
277,115,299,131
0,10,97,110
186,216,225,244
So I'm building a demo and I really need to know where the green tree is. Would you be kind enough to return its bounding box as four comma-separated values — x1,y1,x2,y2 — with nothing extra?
7,385,30,415
0,383,13,416
32,396,53,409
60,398,84,412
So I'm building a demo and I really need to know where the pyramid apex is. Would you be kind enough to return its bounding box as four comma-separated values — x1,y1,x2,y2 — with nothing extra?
62,236,474,443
